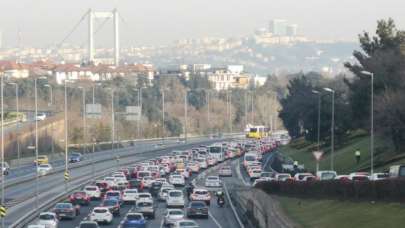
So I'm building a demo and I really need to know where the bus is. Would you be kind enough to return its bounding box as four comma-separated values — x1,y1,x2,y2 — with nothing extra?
208,145,225,162
246,126,268,139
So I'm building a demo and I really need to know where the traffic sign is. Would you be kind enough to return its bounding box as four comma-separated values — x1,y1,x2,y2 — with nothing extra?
125,106,141,121
313,151,324,161
0,205,7,217
64,171,70,181
86,104,102,119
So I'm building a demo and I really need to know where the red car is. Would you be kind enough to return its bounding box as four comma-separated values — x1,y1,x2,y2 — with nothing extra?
69,191,91,205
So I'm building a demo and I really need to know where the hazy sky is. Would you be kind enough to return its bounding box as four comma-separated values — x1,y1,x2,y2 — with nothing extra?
1,0,404,47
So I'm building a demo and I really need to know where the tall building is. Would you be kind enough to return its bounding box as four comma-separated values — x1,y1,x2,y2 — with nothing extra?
286,24,298,36
269,19,287,36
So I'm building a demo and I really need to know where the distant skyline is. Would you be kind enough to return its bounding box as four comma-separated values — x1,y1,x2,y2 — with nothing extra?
1,0,404,47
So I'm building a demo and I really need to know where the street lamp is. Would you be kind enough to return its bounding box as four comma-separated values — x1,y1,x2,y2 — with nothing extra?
361,70,374,175
43,84,54,156
323,87,335,171
312,90,321,173
0,72,4,227
77,87,87,154
7,82,20,164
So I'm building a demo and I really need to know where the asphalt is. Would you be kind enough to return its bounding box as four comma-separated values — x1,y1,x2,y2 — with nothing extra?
4,137,240,228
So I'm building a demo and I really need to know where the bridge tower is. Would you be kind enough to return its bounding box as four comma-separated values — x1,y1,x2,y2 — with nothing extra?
88,9,120,66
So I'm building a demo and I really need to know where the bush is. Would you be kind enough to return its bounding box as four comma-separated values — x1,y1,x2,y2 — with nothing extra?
255,179,405,202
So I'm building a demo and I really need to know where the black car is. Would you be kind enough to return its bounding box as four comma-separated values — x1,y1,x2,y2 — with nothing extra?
186,201,208,219
101,199,120,216
149,181,162,196
53,203,79,220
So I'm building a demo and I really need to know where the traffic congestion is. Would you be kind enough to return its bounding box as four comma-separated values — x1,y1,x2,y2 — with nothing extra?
27,138,278,228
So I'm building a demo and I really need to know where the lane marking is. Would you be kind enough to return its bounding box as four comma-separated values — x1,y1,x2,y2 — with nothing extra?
235,158,249,186
160,218,164,228
209,211,223,228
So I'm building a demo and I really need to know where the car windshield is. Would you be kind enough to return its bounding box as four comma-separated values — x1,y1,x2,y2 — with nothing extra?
195,190,208,195
322,173,336,180
55,203,71,209
127,214,143,220
169,210,184,215
207,177,218,180
39,214,54,220
80,224,98,228
139,194,150,198
85,187,97,191
180,221,198,226
103,200,117,206
125,190,138,194
94,209,108,213
245,155,256,161
137,202,152,207
106,192,119,197
169,191,182,197
191,202,205,208
209,147,221,153
39,165,49,168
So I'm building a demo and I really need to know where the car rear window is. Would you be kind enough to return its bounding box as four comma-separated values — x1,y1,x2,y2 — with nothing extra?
85,187,97,191
127,214,143,220
195,190,208,195
137,202,152,207
169,191,182,197
191,202,206,207
94,209,108,213
169,210,183,215
39,214,55,220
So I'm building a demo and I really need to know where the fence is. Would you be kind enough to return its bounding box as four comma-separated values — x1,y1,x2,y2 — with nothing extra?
256,179,405,202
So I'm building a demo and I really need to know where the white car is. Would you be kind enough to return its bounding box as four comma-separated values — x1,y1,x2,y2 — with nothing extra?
27,225,46,228
37,164,52,176
196,159,208,169
173,219,199,228
159,186,175,201
190,188,211,206
38,212,58,228
248,168,262,180
253,177,273,186
275,173,292,181
104,177,118,188
219,166,232,176
205,176,222,187
164,209,185,226
84,185,101,199
90,207,113,224
137,192,153,201
169,174,185,186
35,113,47,121
142,176,155,188
166,190,185,208
370,173,389,181
123,189,139,204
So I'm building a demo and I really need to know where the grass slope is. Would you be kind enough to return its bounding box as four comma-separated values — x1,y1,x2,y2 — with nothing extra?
279,196,405,228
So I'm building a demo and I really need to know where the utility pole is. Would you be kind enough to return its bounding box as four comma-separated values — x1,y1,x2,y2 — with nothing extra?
82,88,86,154
111,89,115,153
229,91,232,134
34,78,39,209
64,80,69,192
207,91,210,136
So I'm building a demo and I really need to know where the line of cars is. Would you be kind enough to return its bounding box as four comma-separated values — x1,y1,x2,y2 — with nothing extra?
29,140,251,228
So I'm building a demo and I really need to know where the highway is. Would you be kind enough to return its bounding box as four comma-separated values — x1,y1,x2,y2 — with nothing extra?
4,137,241,227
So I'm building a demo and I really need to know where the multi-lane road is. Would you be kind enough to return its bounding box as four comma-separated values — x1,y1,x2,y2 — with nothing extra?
4,137,243,227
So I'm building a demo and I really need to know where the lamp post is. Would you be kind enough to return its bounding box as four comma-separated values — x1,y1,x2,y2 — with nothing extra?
0,72,4,227
161,89,165,143
64,80,69,192
184,90,189,143
323,87,335,171
78,87,86,154
43,84,54,156
207,91,210,136
361,71,374,175
312,90,321,173
8,82,20,164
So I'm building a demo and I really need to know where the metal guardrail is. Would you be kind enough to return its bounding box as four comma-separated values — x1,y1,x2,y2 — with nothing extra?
223,183,245,228
9,137,237,227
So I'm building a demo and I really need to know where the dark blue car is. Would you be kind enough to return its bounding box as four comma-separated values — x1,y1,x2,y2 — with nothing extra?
120,212,146,228
69,152,83,163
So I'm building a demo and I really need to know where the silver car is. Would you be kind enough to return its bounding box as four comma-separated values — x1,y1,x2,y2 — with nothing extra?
173,219,199,228
164,209,185,226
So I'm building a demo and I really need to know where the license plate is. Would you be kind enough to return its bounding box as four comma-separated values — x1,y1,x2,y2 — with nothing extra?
59,214,66,217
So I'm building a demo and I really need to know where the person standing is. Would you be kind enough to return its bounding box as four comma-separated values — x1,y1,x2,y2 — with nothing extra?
355,149,361,164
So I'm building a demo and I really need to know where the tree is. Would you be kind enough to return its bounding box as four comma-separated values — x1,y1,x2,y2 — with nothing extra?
344,19,405,151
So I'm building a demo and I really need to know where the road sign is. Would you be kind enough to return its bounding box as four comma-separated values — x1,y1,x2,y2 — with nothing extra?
86,104,102,119
0,205,7,217
313,151,324,161
125,106,141,121
64,171,70,181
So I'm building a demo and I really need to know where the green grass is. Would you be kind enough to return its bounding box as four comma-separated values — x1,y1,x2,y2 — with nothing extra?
279,132,396,174
279,196,405,228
